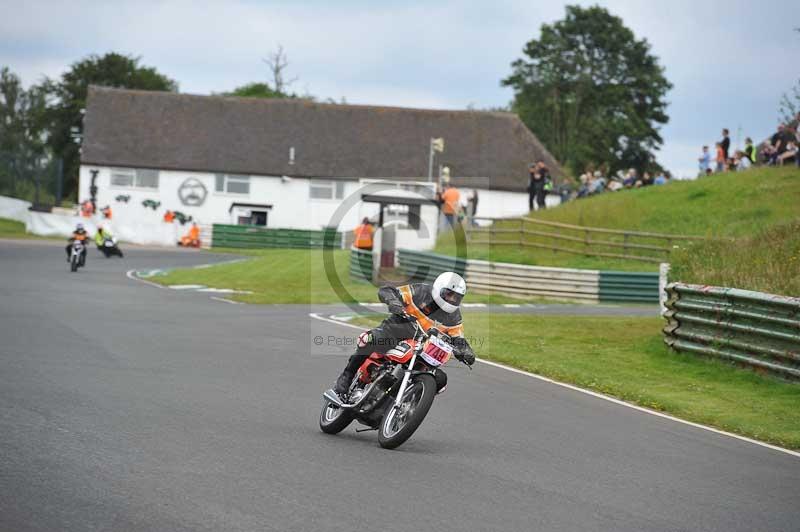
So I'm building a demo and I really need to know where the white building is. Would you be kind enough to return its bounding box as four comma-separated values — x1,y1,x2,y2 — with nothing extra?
79,87,563,249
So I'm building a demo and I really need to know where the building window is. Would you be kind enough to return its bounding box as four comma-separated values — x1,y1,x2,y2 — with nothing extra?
215,174,250,195
110,168,159,189
310,179,345,200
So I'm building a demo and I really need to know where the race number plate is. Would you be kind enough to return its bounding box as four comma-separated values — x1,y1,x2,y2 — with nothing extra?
420,335,453,367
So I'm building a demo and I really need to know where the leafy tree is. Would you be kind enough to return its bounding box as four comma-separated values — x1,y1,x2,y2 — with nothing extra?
44,52,178,200
227,82,285,99
0,67,51,201
779,79,800,124
502,5,672,176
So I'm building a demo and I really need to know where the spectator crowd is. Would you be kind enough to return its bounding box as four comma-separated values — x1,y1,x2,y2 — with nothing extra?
697,114,800,176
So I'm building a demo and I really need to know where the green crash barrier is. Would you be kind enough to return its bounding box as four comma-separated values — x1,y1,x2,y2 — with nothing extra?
599,271,660,303
395,249,658,303
349,248,373,283
212,224,342,249
663,283,800,380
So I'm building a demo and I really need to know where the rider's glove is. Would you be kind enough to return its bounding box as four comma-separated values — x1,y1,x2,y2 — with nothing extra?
387,301,405,316
456,349,476,366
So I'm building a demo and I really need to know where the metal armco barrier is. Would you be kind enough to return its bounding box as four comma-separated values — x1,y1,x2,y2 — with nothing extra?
396,249,659,303
663,283,800,379
349,248,373,282
599,271,660,303
211,224,342,249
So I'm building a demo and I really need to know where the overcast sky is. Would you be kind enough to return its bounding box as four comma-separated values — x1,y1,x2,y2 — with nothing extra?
3,0,799,177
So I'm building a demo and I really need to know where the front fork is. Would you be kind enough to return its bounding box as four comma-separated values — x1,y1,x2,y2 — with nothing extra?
392,351,419,409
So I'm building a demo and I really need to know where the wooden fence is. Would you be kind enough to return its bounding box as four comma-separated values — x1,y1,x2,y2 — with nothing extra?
465,217,711,264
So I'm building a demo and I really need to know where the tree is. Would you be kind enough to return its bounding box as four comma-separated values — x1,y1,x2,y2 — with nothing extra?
45,52,178,200
502,5,672,176
263,45,298,96
226,45,303,100
778,29,800,124
227,82,284,99
0,67,51,201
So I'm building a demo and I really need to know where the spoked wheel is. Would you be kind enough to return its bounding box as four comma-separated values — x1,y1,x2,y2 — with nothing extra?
319,399,354,434
378,373,436,449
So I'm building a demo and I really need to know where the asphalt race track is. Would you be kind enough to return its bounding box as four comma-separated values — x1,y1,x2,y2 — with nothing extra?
1,240,798,532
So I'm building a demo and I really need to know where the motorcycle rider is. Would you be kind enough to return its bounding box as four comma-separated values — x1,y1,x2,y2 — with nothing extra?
334,271,476,397
94,225,108,249
65,223,88,262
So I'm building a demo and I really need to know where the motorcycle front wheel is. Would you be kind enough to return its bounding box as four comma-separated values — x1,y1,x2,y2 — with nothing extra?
378,373,436,449
70,255,78,272
319,400,354,434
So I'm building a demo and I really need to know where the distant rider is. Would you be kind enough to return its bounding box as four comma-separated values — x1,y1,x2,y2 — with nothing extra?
65,223,88,262
333,272,476,397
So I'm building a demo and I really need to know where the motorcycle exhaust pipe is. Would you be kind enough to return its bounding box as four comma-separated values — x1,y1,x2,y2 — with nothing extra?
323,389,344,407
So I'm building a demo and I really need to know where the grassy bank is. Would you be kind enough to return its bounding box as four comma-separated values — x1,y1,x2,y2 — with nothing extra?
154,248,528,304
671,220,800,296
435,166,800,283
351,312,800,449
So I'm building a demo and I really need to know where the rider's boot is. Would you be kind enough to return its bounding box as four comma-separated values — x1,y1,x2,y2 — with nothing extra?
334,369,354,396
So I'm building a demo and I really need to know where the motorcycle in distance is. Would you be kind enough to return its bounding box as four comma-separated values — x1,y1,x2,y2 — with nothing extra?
69,240,86,272
97,236,123,258
320,314,471,449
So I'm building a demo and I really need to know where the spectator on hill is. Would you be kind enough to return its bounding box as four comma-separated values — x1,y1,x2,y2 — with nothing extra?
528,162,548,211
654,171,669,185
763,124,793,165
714,142,725,172
734,150,752,171
589,170,606,194
720,128,731,161
622,168,637,188
743,137,756,163
698,146,711,175
778,138,798,165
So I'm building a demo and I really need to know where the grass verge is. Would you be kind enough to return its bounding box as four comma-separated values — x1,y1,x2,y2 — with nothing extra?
0,217,52,240
153,248,535,304
351,312,800,449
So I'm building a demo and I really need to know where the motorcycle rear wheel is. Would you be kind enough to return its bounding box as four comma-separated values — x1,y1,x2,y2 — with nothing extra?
319,400,354,434
378,373,436,449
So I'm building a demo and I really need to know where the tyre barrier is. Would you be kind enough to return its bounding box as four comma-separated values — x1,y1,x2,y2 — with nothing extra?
350,248,373,283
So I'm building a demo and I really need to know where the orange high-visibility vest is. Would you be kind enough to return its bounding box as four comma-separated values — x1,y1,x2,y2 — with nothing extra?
441,188,460,215
354,224,374,249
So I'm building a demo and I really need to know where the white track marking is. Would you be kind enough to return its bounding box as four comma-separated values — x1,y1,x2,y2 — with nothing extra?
503,304,521,308
210,296,240,305
462,303,487,308
308,312,800,459
169,284,207,290
125,269,165,289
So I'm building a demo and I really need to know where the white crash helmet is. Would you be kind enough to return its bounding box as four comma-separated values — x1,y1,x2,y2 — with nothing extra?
432,271,467,313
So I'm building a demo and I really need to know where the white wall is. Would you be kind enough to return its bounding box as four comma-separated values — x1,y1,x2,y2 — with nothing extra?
77,166,557,248
471,188,560,220
78,166,385,233
0,195,32,223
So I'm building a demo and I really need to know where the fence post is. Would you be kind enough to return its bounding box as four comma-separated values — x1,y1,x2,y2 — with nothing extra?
658,262,670,315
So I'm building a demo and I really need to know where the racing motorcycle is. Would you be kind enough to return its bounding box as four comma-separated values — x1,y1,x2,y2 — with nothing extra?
69,240,86,272
98,236,123,258
320,315,469,449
